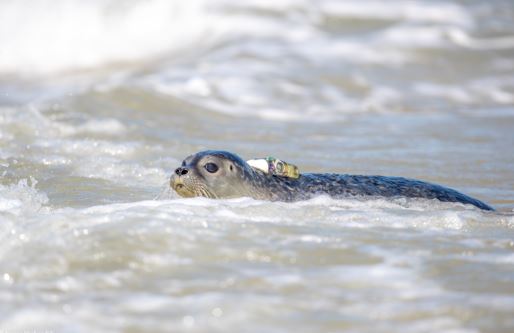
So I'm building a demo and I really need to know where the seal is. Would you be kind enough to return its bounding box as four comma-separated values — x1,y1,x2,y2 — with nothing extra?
170,150,494,211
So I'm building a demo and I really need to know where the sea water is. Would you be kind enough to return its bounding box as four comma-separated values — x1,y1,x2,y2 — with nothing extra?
1,0,514,332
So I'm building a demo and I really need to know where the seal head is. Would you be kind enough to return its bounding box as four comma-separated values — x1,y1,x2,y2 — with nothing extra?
171,150,262,199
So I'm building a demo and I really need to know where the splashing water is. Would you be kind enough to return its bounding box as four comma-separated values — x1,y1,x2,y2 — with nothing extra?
1,0,514,332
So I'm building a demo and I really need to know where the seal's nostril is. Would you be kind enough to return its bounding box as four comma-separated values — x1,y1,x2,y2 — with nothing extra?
175,167,189,176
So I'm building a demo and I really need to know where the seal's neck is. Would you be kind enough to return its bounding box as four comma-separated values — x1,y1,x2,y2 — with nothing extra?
244,167,298,201
239,167,272,200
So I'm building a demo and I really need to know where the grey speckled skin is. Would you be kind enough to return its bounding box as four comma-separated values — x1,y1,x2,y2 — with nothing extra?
170,150,494,211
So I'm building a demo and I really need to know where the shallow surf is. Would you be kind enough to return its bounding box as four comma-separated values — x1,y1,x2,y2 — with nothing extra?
1,0,514,332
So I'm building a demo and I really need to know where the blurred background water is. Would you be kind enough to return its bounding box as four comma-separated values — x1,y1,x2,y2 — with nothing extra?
0,0,514,332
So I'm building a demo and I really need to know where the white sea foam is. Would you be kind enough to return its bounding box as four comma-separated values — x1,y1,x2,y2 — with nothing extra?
448,28,514,50
0,0,477,77
414,77,514,106
4,0,510,122
0,0,223,75
0,178,49,215
52,195,496,232
0,192,511,332
130,0,507,121
318,0,472,26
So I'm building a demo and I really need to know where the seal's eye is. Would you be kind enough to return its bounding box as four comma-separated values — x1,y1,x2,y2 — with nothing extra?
204,162,219,173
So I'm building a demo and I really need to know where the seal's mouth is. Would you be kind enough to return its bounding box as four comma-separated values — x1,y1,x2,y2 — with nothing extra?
171,177,196,198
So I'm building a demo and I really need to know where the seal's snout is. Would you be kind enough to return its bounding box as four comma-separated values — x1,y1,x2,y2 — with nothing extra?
175,167,189,176
171,174,184,188
170,166,196,198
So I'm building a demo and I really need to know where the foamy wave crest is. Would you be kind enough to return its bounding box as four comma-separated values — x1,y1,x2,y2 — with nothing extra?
0,178,49,215
0,0,223,75
318,0,471,25
0,0,477,77
77,195,502,231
